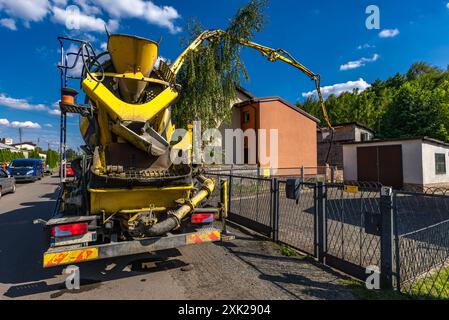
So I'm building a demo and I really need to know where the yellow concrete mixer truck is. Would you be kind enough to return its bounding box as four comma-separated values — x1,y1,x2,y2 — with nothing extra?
35,30,330,268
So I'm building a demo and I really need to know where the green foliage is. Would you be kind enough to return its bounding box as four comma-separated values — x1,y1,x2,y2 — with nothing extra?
66,148,78,161
46,149,60,168
0,149,25,163
172,0,267,128
28,149,41,159
279,244,298,257
300,62,449,142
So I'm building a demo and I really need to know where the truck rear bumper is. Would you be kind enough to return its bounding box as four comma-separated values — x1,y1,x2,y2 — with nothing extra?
43,227,221,268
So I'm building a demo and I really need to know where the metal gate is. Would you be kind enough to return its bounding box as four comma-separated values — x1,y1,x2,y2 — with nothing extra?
324,182,382,279
277,181,316,256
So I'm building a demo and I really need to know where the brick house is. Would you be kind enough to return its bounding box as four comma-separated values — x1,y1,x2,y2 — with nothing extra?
230,96,320,170
317,122,374,168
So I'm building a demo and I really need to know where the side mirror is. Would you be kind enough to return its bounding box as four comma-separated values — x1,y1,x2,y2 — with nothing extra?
286,179,301,200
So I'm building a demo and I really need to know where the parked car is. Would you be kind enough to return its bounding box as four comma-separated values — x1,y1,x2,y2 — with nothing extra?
8,158,44,182
0,169,16,198
44,165,53,176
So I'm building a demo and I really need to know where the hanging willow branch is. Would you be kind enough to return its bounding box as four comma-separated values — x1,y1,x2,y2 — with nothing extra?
172,0,267,129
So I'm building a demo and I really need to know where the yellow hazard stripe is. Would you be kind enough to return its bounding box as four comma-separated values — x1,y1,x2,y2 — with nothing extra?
186,230,221,245
44,248,98,267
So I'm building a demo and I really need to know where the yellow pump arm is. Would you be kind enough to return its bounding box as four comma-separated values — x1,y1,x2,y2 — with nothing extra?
170,29,333,130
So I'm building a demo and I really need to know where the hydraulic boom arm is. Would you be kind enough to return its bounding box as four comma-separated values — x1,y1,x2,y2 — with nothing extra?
170,29,333,130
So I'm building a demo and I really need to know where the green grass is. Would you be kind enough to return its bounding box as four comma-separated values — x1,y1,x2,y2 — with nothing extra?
408,266,449,300
279,244,298,257
276,244,315,262
337,279,410,300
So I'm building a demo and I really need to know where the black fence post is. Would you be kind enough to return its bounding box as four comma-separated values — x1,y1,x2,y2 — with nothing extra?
316,182,327,263
228,166,234,214
271,178,279,242
380,186,394,290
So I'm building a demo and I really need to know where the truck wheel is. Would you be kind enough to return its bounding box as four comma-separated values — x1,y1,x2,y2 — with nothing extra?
11,184,16,193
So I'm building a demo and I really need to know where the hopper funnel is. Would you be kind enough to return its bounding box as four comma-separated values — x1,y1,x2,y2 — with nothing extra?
108,34,159,103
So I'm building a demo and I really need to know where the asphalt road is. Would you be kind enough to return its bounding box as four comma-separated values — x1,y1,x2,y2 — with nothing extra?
0,176,356,300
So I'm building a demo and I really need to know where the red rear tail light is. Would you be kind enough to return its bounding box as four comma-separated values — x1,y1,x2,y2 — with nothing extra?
191,213,215,224
52,223,88,237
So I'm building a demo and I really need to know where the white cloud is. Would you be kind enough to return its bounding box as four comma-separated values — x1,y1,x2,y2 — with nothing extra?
0,0,49,22
0,93,60,116
48,108,61,116
379,28,400,38
95,0,181,34
52,0,68,6
340,54,380,71
357,43,375,50
447,3,449,9
100,42,107,51
0,118,41,129
74,0,101,15
0,0,182,34
44,123,53,128
155,56,170,68
302,78,371,99
0,17,16,30
95,0,145,18
0,93,47,111
51,5,118,33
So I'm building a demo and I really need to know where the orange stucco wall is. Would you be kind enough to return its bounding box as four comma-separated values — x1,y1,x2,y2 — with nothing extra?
255,100,317,169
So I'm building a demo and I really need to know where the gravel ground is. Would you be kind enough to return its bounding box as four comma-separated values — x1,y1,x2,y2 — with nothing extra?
172,224,356,300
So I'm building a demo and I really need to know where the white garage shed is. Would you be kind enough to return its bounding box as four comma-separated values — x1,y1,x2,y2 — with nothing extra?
342,137,449,190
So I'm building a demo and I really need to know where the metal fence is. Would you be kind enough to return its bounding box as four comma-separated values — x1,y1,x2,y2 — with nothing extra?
325,182,382,280
395,190,449,298
205,170,449,299
204,165,340,182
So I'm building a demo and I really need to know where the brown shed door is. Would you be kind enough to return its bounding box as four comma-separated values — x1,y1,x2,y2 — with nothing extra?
357,147,378,182
357,145,403,189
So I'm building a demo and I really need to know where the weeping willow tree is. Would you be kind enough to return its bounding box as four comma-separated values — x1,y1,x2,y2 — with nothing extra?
172,0,267,128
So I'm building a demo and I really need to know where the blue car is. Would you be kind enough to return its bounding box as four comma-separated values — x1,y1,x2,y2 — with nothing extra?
8,158,44,182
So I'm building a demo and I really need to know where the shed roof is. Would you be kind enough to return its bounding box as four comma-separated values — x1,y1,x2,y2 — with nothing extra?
342,136,449,148
320,121,375,133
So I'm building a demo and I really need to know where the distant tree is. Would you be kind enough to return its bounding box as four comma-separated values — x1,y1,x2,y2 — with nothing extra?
299,62,449,142
0,150,25,163
381,81,449,141
66,148,78,161
45,149,60,168
406,62,441,81
172,0,267,128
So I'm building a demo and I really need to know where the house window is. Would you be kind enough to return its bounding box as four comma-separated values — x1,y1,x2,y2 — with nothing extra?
243,112,250,124
361,132,370,142
435,153,446,175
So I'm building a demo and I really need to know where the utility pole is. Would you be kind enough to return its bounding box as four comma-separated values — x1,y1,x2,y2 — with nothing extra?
19,128,23,143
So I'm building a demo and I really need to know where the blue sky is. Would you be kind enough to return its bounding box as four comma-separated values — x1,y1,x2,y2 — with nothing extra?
0,0,448,150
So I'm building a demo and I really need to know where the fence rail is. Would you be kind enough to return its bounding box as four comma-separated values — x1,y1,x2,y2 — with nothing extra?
204,165,341,182
206,170,449,299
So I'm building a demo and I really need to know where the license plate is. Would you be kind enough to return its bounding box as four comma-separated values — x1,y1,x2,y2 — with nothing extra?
43,248,98,267
186,230,221,245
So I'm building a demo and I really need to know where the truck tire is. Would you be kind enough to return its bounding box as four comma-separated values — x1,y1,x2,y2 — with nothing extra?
11,184,16,193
